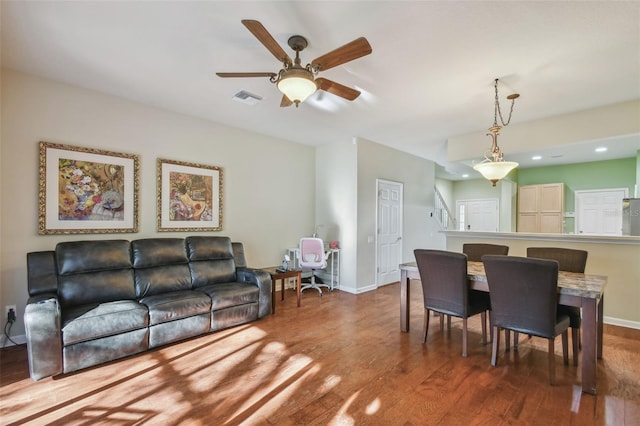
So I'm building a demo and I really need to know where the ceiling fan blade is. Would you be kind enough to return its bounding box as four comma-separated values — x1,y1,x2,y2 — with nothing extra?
241,20,292,65
311,37,372,72
280,95,293,108
316,78,361,101
216,72,277,78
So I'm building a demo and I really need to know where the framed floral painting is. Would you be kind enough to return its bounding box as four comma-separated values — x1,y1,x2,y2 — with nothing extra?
157,158,223,232
39,141,140,234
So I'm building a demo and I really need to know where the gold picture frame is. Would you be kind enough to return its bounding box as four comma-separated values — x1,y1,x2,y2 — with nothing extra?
157,158,223,232
38,141,140,235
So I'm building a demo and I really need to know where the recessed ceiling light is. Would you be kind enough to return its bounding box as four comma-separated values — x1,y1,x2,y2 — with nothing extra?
532,155,542,160
595,147,608,153
462,174,469,178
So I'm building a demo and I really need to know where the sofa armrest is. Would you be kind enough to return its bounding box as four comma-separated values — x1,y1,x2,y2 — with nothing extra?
236,268,272,318
24,293,63,380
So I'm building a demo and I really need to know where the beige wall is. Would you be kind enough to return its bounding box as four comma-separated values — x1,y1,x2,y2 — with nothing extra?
446,234,640,327
355,138,443,292
316,140,358,292
451,178,517,232
1,69,316,338
448,100,640,162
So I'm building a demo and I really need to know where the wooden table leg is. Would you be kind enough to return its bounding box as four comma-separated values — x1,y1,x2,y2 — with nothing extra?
581,297,598,394
281,278,285,301
296,271,301,307
597,295,604,359
271,279,276,315
400,269,410,332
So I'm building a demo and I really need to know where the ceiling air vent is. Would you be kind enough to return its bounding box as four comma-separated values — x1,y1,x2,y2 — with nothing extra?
232,90,263,105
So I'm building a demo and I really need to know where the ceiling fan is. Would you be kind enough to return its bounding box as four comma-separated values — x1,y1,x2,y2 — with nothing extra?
216,20,372,107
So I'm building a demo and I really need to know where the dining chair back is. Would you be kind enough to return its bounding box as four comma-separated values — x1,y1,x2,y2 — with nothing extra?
526,247,587,273
414,249,490,357
462,243,509,262
482,255,569,385
526,246,587,365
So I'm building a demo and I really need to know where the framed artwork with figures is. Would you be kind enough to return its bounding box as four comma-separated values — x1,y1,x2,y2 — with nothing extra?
38,141,139,235
157,158,223,232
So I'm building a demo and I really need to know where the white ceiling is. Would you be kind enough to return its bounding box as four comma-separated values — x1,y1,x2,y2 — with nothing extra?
2,1,639,180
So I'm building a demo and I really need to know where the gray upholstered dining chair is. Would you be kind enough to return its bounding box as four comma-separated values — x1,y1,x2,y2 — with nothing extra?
482,255,570,385
414,249,491,357
461,243,509,340
462,243,509,261
525,247,588,366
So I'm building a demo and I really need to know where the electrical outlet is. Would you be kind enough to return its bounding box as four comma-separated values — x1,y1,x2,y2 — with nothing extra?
5,305,16,322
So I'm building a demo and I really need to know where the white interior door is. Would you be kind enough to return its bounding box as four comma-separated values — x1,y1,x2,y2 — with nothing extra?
456,199,499,232
376,180,403,286
576,188,627,235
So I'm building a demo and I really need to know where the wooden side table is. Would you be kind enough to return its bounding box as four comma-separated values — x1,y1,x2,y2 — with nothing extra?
261,267,302,314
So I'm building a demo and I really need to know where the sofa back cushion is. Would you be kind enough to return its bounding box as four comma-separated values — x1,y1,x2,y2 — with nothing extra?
232,242,247,269
27,251,59,297
56,240,135,307
186,236,236,287
132,238,192,298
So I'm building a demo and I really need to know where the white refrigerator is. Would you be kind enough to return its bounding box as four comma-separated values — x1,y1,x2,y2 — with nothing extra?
622,198,640,236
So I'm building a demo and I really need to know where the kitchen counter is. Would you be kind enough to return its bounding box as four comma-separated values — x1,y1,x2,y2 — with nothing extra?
442,230,640,245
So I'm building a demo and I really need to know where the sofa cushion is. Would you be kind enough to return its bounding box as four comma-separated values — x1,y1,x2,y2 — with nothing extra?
196,282,259,311
56,240,136,308
187,236,237,286
132,238,188,269
135,264,192,298
58,269,136,308
231,242,247,268
61,300,148,346
132,238,192,297
27,251,59,296
186,236,234,261
56,240,132,275
139,290,212,326
189,260,237,289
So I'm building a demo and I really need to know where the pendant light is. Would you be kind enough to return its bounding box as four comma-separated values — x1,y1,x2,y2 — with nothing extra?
473,79,520,186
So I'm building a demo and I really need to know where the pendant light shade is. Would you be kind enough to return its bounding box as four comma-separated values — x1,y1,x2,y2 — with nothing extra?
473,160,519,186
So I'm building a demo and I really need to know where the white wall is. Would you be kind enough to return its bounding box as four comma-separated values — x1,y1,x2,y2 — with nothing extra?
1,69,316,337
355,138,443,292
316,141,358,292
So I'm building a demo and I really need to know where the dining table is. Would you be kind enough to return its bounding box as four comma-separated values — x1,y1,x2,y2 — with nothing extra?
399,260,607,395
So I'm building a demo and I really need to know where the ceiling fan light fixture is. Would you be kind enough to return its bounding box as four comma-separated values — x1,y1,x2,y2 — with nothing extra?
276,68,317,106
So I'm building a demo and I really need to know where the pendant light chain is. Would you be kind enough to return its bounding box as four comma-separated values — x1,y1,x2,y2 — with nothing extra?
494,78,517,127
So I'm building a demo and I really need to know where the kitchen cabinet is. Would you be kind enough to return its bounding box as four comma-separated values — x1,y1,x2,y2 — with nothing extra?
517,183,564,233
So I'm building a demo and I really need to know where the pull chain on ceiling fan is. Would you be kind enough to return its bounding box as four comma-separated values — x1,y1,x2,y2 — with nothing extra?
216,20,372,107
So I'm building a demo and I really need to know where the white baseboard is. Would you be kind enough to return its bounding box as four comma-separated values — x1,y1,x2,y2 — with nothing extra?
604,316,640,330
338,284,377,294
1,333,26,348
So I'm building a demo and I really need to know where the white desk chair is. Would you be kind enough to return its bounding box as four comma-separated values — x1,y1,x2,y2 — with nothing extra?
299,237,331,296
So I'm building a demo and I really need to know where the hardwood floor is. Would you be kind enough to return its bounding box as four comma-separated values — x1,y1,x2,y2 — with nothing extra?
1,281,639,425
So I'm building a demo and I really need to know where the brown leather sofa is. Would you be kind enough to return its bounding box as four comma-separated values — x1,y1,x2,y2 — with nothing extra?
24,236,271,380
